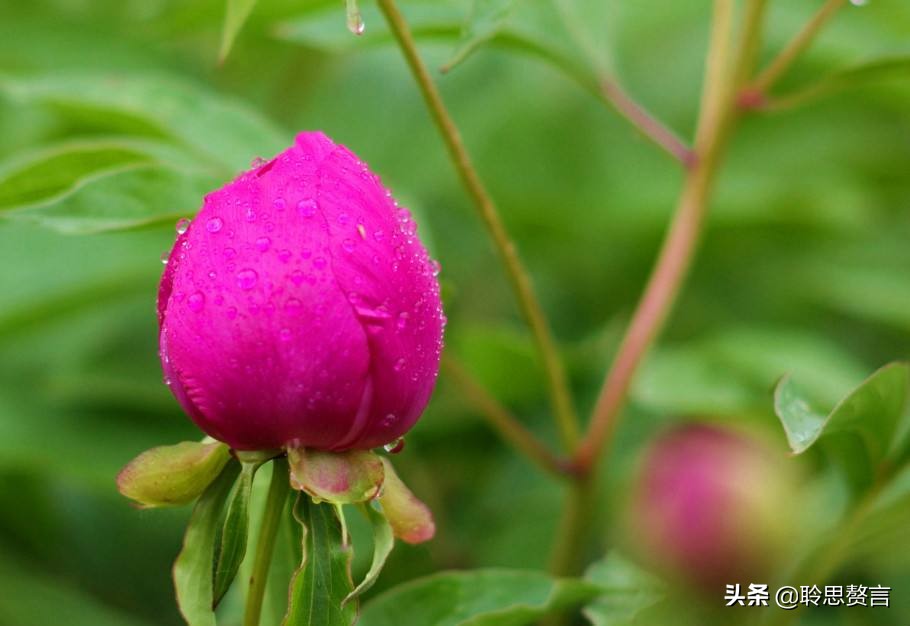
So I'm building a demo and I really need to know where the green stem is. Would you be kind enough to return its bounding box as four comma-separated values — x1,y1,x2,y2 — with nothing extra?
443,355,569,479
749,0,846,96
573,0,740,476
243,457,290,626
376,0,580,452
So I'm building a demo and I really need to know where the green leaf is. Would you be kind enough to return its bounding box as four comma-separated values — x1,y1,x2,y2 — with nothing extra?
3,162,220,234
770,56,910,110
284,494,357,626
288,446,384,504
376,457,434,545
173,461,241,626
444,0,521,72
344,503,394,605
581,555,663,626
213,460,260,607
220,0,260,62
116,440,231,508
360,569,603,626
0,141,151,211
0,74,287,173
774,362,910,489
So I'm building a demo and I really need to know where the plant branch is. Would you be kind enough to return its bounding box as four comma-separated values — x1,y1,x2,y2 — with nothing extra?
442,355,569,479
747,0,846,98
552,0,694,166
377,0,580,451
574,0,741,475
243,457,290,626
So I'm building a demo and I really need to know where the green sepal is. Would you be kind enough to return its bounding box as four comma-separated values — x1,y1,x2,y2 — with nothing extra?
376,457,434,544
117,440,230,508
287,446,384,504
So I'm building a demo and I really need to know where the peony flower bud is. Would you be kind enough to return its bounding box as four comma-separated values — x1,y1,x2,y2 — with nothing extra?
158,132,444,452
628,423,797,591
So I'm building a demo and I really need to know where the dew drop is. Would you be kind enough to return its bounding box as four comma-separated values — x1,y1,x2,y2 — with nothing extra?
430,259,441,277
206,216,223,233
394,357,406,372
226,306,238,319
175,218,191,235
342,238,356,253
338,212,350,225
250,156,267,168
313,256,327,270
297,198,318,217
345,0,365,35
255,236,272,252
187,291,205,312
396,311,409,331
223,247,237,260
160,251,169,265
383,437,406,454
237,268,259,290
373,229,384,242
278,249,292,263
274,198,286,211
279,328,293,342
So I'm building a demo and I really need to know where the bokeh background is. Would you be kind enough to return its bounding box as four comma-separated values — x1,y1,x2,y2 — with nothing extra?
0,0,909,624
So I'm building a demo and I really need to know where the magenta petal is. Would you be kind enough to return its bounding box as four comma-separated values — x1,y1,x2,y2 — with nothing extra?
157,131,444,451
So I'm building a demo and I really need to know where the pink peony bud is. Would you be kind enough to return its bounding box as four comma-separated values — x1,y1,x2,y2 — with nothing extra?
158,132,445,452
628,423,797,591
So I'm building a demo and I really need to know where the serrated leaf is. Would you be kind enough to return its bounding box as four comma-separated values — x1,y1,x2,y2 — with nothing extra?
770,56,910,110
344,502,394,605
774,362,910,490
5,164,220,234
220,0,260,62
0,74,286,173
581,555,663,626
288,446,384,504
360,569,602,626
213,460,260,607
284,495,357,626
116,440,231,508
173,461,241,626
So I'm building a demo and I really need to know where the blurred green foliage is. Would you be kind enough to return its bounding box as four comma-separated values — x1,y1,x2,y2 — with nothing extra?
0,0,909,624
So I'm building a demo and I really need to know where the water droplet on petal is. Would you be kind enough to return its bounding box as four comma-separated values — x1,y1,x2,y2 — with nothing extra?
223,247,237,260
187,291,205,312
256,236,271,252
175,218,191,234
278,249,292,263
394,357,406,372
274,198,286,211
237,268,259,290
430,259,441,276
160,251,169,264
313,256,327,270
297,198,318,217
373,229,384,242
396,312,409,331
384,437,406,454
279,328,293,342
226,306,238,319
206,216,223,233
342,238,356,253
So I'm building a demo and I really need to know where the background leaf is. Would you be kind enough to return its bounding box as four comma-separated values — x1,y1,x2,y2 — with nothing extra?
220,0,261,62
213,460,259,607
359,569,602,626
581,555,663,626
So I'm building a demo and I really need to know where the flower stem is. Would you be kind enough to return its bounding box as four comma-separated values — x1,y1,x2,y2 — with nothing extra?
443,355,569,479
243,456,290,626
376,0,580,451
748,0,846,97
572,0,741,476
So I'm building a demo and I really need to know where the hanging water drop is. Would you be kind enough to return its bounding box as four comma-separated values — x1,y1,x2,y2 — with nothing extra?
175,218,191,235
160,251,169,265
345,0,365,35
383,437,406,454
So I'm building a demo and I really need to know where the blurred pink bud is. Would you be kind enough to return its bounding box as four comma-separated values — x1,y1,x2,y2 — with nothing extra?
628,423,796,591
158,132,445,452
